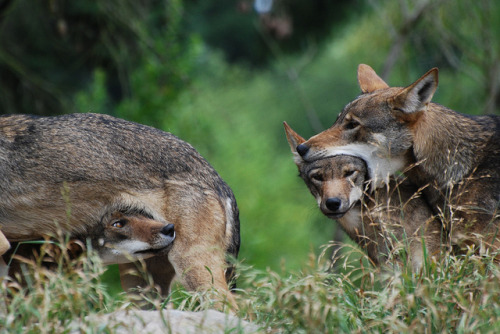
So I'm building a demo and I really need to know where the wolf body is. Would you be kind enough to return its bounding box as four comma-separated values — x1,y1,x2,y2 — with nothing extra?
285,123,442,269
0,113,240,308
294,65,500,251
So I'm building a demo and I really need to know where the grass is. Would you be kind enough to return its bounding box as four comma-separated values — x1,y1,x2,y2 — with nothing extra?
3,236,500,333
236,245,500,333
0,239,118,333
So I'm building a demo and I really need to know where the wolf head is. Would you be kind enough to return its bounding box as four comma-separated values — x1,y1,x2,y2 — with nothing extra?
284,123,368,219
96,212,176,265
292,64,439,187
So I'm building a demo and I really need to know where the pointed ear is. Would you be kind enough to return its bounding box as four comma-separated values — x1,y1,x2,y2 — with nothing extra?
390,68,438,114
358,64,389,93
283,121,305,153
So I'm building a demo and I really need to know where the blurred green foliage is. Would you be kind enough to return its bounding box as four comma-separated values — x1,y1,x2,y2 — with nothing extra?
184,0,355,65
0,0,194,116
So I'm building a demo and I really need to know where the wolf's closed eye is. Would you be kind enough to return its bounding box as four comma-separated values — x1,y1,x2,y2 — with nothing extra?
344,120,360,130
344,170,356,177
311,173,324,182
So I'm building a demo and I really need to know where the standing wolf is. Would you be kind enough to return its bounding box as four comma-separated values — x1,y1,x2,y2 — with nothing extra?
0,113,240,308
294,64,500,252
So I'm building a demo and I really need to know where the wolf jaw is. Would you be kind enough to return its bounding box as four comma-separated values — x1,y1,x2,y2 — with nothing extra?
295,64,438,189
310,143,406,189
98,238,175,265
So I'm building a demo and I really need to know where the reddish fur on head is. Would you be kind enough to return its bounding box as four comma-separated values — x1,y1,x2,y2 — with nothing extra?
294,64,439,187
288,64,500,255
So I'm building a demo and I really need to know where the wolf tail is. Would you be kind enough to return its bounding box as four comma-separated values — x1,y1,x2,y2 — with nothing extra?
223,194,240,291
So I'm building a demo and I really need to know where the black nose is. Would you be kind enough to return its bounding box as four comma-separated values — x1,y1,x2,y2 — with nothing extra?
161,224,175,237
296,143,309,157
325,198,342,211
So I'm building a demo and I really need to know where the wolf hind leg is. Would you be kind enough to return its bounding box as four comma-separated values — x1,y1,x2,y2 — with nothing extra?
166,193,238,311
168,243,237,311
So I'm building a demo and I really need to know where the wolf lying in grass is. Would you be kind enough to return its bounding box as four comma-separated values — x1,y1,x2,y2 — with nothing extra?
285,122,443,269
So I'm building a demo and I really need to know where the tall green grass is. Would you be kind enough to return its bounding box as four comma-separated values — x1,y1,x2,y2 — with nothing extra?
236,245,500,333
3,238,500,333
0,239,118,333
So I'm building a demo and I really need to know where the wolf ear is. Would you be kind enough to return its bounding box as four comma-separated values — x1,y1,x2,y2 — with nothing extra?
283,121,306,154
357,64,389,93
391,68,438,114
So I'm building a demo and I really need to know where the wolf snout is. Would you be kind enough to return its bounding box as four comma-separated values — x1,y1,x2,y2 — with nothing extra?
321,197,350,219
325,197,342,212
161,223,175,238
153,223,176,251
296,143,309,157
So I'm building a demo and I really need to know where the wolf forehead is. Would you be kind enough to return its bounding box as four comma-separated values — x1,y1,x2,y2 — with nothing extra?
301,155,368,174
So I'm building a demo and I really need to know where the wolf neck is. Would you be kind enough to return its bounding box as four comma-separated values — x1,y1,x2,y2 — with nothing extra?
411,103,490,188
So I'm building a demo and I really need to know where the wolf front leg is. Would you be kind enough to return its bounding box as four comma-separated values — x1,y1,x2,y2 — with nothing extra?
0,231,10,278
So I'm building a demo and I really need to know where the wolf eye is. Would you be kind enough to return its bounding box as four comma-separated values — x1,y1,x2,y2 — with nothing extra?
111,219,127,228
311,173,323,182
344,120,360,130
344,170,356,178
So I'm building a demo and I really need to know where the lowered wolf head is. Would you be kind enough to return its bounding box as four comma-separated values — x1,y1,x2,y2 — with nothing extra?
95,212,176,265
284,122,368,219
291,64,439,187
